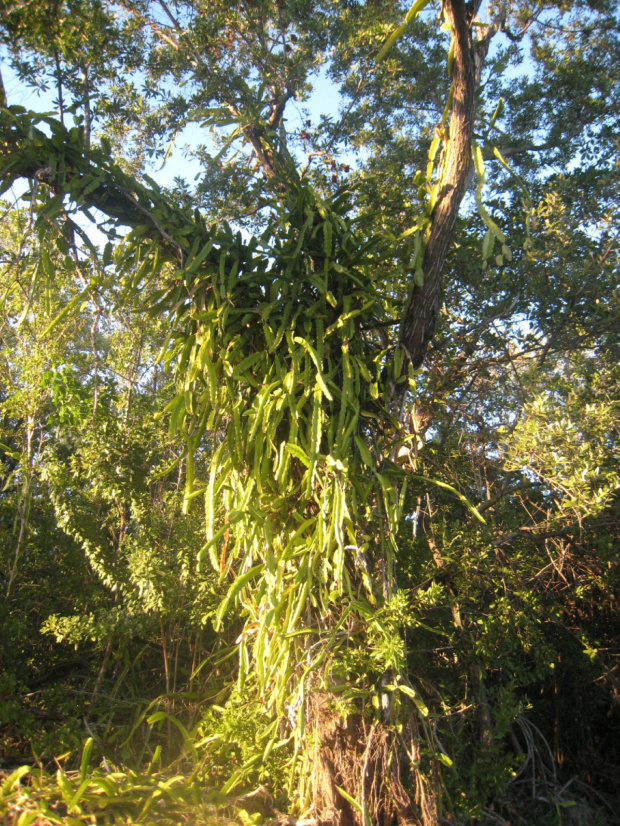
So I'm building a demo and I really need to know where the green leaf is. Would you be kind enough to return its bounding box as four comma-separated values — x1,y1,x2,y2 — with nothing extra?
215,563,264,630
68,779,90,813
79,737,93,783
376,0,432,61
398,683,429,717
293,336,333,400
335,785,363,814
41,276,102,338
198,511,245,571
147,712,197,762
285,443,311,468
437,752,454,768
409,474,486,523
354,435,373,467
16,813,39,826
2,766,30,795
323,220,333,258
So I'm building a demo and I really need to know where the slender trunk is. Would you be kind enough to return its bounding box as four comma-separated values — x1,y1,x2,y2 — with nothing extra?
0,65,7,108
91,635,114,704
6,417,34,598
160,614,170,695
54,50,64,125
160,615,173,745
91,307,100,421
189,629,201,689
82,64,91,151
172,632,180,702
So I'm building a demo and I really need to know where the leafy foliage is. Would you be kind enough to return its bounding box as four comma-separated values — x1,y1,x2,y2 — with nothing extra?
1,0,619,824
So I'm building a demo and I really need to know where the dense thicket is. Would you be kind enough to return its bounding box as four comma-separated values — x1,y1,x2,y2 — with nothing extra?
0,1,619,825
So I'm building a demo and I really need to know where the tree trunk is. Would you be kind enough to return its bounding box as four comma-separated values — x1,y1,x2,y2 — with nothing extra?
309,693,432,826
313,3,490,822
400,0,486,368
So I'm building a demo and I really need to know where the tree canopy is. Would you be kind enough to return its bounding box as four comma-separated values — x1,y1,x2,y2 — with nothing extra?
0,1,619,825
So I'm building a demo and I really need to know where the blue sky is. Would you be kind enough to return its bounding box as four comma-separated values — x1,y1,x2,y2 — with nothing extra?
1,51,343,189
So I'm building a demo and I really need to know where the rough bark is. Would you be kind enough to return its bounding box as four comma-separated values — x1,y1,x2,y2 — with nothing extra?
310,694,421,826
400,0,482,369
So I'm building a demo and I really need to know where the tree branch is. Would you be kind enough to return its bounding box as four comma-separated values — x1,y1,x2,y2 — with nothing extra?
0,112,188,261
